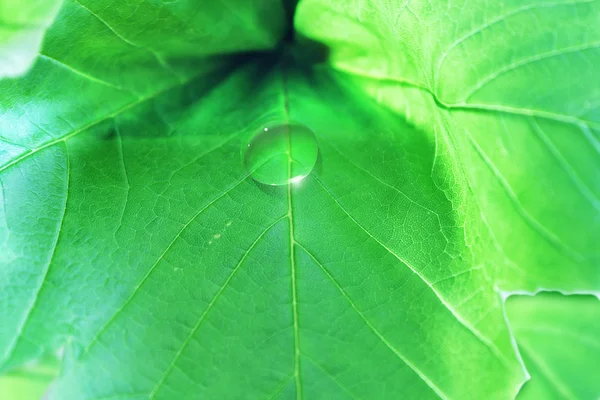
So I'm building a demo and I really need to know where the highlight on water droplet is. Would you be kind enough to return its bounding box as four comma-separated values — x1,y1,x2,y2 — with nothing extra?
243,121,319,186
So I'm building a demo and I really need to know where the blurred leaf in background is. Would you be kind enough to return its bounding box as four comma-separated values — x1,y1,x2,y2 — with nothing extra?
0,0,62,77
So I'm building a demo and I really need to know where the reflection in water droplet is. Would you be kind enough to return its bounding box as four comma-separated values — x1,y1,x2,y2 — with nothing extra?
244,122,319,186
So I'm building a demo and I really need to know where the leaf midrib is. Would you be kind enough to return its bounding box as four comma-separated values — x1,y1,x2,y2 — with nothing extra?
280,65,303,400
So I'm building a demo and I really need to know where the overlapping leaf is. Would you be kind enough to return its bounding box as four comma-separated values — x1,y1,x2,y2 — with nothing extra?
507,292,600,399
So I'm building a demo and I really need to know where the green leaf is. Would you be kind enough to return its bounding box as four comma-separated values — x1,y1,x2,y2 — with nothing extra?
0,0,62,77
2,57,528,398
295,2,600,394
507,293,600,399
295,0,600,290
1,0,599,399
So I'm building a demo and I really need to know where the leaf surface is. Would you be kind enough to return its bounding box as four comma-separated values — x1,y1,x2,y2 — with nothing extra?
507,293,600,400
296,0,600,290
296,3,600,395
1,0,599,399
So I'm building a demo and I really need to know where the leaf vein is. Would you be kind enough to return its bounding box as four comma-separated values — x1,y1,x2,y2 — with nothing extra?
295,242,448,400
38,53,131,93
311,175,510,366
84,175,252,354
464,129,586,261
322,138,451,244
70,0,176,76
433,0,595,91
530,118,600,210
463,41,600,101
302,354,361,400
1,142,71,367
0,72,205,174
148,216,287,398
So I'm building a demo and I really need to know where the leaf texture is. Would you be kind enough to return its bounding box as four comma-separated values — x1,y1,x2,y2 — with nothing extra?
0,0,598,399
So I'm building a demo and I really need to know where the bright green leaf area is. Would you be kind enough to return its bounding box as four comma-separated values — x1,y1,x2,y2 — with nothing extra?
0,0,599,399
507,292,600,400
0,0,62,77
0,353,60,400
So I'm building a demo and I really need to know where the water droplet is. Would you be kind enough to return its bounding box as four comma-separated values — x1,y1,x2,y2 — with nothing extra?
244,122,318,186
